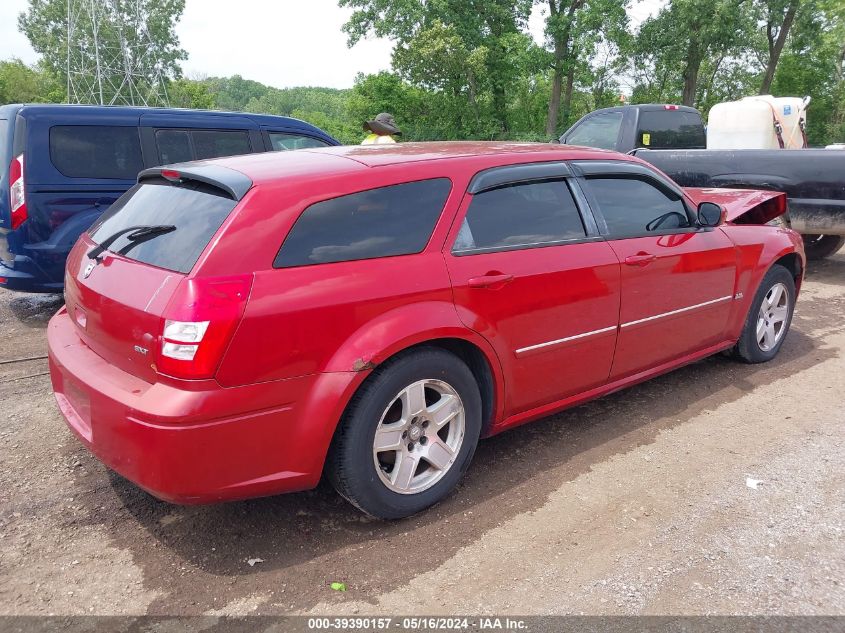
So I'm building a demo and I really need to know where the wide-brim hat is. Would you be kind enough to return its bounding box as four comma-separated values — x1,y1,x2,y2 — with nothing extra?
363,112,402,136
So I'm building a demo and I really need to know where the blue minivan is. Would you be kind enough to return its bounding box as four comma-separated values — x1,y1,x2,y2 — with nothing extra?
0,104,339,292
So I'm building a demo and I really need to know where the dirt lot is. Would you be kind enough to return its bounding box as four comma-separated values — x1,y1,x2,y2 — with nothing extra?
0,254,843,617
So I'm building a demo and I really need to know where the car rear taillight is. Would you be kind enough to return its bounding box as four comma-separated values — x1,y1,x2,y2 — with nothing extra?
664,105,679,110
9,153,27,230
157,274,253,380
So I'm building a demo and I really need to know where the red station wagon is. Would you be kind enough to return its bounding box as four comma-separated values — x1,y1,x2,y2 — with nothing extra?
48,142,804,519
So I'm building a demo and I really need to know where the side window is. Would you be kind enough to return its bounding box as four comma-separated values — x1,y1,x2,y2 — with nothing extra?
565,113,623,150
156,129,192,165
637,110,706,149
454,180,586,254
154,129,252,165
50,126,143,179
275,178,452,267
192,130,251,160
269,132,330,151
586,177,691,237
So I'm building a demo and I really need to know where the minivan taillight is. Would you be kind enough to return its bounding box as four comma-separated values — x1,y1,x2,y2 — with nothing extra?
157,274,253,380
9,153,27,230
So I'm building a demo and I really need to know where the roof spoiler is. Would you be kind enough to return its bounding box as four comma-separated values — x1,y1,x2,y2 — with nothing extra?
138,164,253,201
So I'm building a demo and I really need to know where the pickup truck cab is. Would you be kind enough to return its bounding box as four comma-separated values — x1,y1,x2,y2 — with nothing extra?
561,104,845,260
0,104,339,293
560,104,706,152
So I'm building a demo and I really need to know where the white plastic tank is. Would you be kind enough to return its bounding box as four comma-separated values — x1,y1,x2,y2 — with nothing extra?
707,96,809,150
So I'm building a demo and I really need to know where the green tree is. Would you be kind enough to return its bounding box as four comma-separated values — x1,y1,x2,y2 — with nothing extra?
167,78,214,110
756,0,803,94
0,59,63,104
340,0,534,136
19,0,186,104
540,0,628,135
771,0,845,144
204,74,269,111
635,0,756,106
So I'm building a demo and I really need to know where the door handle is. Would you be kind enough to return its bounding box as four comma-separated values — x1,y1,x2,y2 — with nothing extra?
468,274,514,289
624,253,657,266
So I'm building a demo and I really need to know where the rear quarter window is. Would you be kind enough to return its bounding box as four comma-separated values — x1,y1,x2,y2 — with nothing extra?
50,125,143,179
269,132,330,151
637,111,706,149
192,130,251,160
275,178,452,267
89,181,237,274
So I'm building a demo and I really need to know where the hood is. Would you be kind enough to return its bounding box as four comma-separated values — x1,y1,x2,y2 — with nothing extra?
683,187,787,225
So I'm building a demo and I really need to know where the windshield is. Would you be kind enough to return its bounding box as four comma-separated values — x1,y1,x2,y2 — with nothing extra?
89,181,237,274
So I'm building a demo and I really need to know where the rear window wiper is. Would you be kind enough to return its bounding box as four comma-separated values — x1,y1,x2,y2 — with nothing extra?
88,225,176,261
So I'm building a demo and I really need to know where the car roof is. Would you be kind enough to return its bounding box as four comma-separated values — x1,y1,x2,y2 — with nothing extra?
207,141,624,184
584,104,701,115
10,103,324,131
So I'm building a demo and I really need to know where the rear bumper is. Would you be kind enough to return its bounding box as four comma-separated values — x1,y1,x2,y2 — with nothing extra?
0,258,64,293
48,307,359,504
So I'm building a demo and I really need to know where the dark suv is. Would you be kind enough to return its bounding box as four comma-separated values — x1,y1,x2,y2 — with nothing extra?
0,104,339,293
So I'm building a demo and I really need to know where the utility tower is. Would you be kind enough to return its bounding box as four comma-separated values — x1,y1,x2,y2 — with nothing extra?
65,0,169,106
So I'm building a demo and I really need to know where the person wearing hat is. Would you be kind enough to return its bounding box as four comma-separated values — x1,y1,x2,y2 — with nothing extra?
362,113,401,144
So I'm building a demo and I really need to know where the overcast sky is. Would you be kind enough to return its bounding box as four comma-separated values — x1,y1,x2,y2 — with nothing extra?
1,0,663,90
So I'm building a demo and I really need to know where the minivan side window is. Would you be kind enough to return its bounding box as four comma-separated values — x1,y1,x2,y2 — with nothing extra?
269,132,330,151
637,110,706,149
585,176,691,237
275,178,452,268
154,129,252,165
193,130,251,160
565,112,623,150
156,129,192,164
50,126,143,179
453,180,586,254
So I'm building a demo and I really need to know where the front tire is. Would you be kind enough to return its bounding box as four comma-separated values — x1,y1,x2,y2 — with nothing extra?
732,264,796,363
327,347,482,519
802,234,845,260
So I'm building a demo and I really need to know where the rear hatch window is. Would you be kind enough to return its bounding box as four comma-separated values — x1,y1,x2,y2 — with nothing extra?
637,110,706,149
89,180,238,274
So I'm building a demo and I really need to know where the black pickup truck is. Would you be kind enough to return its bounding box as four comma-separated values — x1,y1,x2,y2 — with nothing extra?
560,104,845,259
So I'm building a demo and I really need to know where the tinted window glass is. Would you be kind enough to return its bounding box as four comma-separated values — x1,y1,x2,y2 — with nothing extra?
156,129,192,165
454,180,585,253
89,182,237,273
565,113,623,150
586,177,691,237
192,130,251,160
269,132,330,151
275,179,451,267
50,126,143,179
637,110,706,149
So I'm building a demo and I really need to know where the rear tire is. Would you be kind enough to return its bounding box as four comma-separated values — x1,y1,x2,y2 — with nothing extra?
732,264,796,363
801,234,845,260
327,347,482,519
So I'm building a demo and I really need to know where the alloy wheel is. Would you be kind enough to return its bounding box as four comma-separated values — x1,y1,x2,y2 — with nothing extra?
372,379,465,495
756,282,790,352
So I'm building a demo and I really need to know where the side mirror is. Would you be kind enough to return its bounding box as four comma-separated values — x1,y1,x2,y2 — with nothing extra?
697,202,726,227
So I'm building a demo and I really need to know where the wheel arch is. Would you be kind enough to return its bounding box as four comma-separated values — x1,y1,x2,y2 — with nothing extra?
314,334,503,491
402,337,499,438
772,251,803,294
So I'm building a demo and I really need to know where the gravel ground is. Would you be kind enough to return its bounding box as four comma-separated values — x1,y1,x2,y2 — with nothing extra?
0,254,843,617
